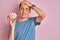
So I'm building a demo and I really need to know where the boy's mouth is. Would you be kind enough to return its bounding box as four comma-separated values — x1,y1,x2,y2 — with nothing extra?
22,13,26,16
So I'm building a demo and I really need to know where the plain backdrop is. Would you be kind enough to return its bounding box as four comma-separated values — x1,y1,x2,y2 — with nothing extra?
0,0,60,40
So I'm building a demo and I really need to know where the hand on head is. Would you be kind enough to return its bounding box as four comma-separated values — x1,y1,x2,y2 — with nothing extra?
22,0,32,8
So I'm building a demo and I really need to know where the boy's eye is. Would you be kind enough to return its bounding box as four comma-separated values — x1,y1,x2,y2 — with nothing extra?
26,8,29,11
20,7,29,11
20,7,24,10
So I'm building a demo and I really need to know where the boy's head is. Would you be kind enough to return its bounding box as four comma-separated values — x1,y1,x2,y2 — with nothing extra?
18,2,31,18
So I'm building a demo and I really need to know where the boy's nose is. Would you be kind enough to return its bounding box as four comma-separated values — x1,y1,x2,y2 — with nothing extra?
23,9,25,13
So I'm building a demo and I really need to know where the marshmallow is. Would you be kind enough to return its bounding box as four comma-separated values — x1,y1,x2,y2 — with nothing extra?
9,12,17,19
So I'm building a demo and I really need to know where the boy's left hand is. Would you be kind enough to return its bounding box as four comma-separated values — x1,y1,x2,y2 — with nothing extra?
22,1,32,8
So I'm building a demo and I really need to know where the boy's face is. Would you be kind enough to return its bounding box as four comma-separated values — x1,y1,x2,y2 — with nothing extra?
18,3,30,18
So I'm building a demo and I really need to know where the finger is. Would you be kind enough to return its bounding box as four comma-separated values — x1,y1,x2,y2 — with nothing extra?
14,19,16,24
12,19,16,23
7,16,12,24
7,16,10,23
23,0,27,1
7,16,9,20
23,1,32,6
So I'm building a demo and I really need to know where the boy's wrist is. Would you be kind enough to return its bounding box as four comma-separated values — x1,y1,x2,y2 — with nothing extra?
31,4,36,9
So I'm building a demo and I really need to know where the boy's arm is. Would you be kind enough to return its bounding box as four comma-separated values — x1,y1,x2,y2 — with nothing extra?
7,16,16,40
32,5,46,23
8,28,15,40
23,1,46,23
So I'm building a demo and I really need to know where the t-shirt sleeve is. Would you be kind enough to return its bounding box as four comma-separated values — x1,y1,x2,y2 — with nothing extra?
8,25,11,37
33,17,41,25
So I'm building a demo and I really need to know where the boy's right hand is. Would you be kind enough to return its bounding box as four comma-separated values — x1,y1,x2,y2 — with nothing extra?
7,15,16,29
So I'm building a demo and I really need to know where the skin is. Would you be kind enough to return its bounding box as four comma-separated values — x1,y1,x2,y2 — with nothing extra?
18,3,30,22
7,1,46,40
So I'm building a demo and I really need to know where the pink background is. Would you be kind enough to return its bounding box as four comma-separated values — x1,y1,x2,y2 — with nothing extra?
0,0,60,40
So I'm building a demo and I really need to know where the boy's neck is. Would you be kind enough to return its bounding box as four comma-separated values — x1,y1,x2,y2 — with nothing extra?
19,17,28,22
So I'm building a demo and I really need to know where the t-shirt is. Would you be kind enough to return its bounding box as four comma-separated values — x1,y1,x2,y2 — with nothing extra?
8,17,41,40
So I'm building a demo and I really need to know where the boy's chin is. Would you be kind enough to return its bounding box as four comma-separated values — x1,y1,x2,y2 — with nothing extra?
22,16,28,18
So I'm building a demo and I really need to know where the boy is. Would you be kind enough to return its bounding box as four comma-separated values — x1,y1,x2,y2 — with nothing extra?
7,1,46,40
